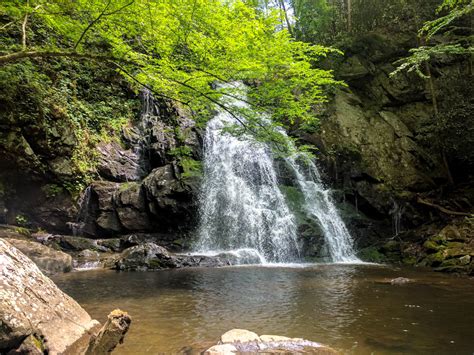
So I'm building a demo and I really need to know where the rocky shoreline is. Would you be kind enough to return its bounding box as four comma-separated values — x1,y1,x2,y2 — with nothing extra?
0,239,131,354
1,220,473,275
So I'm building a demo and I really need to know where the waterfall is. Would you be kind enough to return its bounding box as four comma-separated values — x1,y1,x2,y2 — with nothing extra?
195,102,300,263
286,156,359,262
194,84,359,264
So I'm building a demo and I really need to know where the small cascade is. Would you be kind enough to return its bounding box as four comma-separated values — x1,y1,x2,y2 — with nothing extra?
389,200,404,236
194,83,360,264
286,156,360,263
68,185,93,236
133,88,162,176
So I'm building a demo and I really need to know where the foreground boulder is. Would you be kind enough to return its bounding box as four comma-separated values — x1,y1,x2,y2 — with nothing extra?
205,329,338,354
0,239,99,353
3,238,72,274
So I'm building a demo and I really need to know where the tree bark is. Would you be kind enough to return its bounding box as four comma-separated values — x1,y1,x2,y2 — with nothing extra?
278,0,293,36
425,62,454,185
347,0,352,32
22,0,29,50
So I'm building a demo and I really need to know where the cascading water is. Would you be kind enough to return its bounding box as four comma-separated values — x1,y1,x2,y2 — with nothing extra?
195,83,359,264
195,97,300,263
286,156,360,262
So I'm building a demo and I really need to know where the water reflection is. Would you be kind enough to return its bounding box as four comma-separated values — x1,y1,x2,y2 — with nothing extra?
53,265,474,354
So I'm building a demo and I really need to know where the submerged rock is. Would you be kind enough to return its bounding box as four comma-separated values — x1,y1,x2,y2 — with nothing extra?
390,277,411,285
204,329,338,354
0,239,99,353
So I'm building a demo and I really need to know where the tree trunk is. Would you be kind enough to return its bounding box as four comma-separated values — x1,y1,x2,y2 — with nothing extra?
86,309,132,355
278,0,293,36
425,62,454,185
347,0,352,32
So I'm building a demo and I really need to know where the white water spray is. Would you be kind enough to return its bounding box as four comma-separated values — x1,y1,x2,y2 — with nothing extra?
195,84,359,263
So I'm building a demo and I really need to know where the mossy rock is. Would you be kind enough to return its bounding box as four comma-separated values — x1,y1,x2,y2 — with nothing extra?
423,239,442,252
358,246,387,263
439,225,464,241
422,250,447,267
402,256,417,265
445,245,474,258
381,240,400,253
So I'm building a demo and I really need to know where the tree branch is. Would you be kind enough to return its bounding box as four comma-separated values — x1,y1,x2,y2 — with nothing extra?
417,197,472,217
112,62,193,107
1,22,14,31
73,0,134,50
0,50,122,65
73,0,111,50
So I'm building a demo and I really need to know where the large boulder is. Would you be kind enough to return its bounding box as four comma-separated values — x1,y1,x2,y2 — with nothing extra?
0,239,99,353
97,142,142,182
114,243,229,271
3,238,72,274
115,183,150,231
77,182,123,237
143,164,197,228
115,242,176,271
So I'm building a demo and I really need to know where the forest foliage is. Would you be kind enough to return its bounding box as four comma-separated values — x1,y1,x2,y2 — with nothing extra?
0,0,343,152
0,0,472,172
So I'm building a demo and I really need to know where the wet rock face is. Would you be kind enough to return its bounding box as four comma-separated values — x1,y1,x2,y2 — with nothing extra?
0,239,99,353
1,85,202,239
312,90,444,215
300,32,473,261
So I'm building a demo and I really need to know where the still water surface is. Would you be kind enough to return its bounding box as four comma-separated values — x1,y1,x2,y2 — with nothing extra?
53,264,474,354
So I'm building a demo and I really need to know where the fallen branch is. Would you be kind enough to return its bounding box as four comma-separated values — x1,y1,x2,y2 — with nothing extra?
417,197,472,217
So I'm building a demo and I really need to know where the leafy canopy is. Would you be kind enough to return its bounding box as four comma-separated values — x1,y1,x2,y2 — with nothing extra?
391,0,473,79
0,0,342,152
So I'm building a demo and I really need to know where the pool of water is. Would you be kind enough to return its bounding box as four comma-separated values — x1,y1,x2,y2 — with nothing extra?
53,264,474,354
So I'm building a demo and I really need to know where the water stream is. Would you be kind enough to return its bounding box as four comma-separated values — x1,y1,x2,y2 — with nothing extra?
195,84,359,263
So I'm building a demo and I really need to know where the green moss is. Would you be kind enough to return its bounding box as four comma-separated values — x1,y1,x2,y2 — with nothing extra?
381,240,400,253
41,184,64,198
358,246,387,263
148,259,165,269
402,256,417,265
181,158,202,179
280,185,307,223
14,226,31,237
424,250,447,266
423,239,442,252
